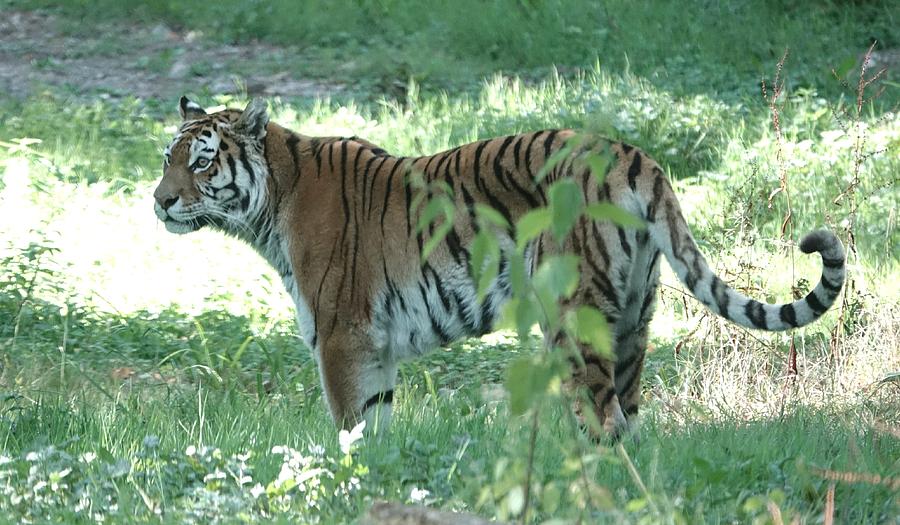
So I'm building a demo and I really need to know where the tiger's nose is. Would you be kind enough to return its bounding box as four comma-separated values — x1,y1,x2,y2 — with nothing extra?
154,188,178,211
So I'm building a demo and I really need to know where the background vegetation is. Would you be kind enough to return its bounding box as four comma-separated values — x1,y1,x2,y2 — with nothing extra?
1,0,898,523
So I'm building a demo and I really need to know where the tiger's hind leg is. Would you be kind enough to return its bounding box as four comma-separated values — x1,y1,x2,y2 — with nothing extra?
566,339,628,441
613,325,649,443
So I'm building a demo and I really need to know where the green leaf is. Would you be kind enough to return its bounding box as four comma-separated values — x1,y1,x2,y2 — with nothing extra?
533,255,580,300
570,306,612,358
515,208,551,252
535,134,582,182
585,150,613,185
585,203,645,229
475,203,509,229
505,357,554,416
625,498,648,512
422,216,454,261
542,482,562,515
507,250,527,296
501,296,541,338
416,196,446,233
470,230,500,302
419,197,455,260
548,180,583,241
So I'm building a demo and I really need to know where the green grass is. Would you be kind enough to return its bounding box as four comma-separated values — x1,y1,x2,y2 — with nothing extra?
1,291,897,523
2,1,899,523
12,0,900,104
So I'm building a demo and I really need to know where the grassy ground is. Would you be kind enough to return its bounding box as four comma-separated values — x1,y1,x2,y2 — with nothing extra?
1,1,899,523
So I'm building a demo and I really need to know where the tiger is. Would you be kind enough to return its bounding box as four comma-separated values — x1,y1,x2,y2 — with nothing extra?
153,97,846,440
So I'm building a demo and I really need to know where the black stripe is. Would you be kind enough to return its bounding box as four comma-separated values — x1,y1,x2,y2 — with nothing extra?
286,134,302,194
582,353,607,369
494,135,541,208
638,289,656,324
512,134,524,170
744,300,768,329
620,143,633,155
805,291,828,314
425,264,453,311
543,129,560,159
445,227,466,264
598,387,616,407
421,154,439,182
226,155,238,183
404,161,414,235
523,132,538,181
821,275,843,293
460,183,479,232
380,157,404,234
432,151,452,182
237,143,256,185
645,169,665,222
626,152,642,191
779,303,798,328
361,390,394,414
646,250,661,281
472,140,514,228
313,239,340,338
615,361,640,402
710,276,730,317
419,283,452,344
338,141,351,246
366,156,389,217
360,155,378,216
492,135,515,191
590,223,611,267
617,228,632,258
822,257,843,269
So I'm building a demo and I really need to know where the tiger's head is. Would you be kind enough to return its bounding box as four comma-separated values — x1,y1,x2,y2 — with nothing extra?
153,96,270,236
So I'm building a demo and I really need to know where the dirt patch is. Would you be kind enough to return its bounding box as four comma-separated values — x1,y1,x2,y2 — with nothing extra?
0,10,344,103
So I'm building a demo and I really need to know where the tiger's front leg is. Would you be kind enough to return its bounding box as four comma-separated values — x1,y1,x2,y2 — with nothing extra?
317,328,397,434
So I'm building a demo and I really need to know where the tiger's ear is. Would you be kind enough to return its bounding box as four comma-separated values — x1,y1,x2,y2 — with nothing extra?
234,98,269,141
179,96,207,120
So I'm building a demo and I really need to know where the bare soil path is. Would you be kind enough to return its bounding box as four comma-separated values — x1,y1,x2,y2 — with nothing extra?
0,9,344,103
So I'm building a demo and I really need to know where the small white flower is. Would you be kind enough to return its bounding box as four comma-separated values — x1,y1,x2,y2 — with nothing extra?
410,487,430,503
250,483,265,499
0,455,12,466
339,421,366,455
80,452,97,464
203,469,226,483
25,452,39,462
185,445,197,456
